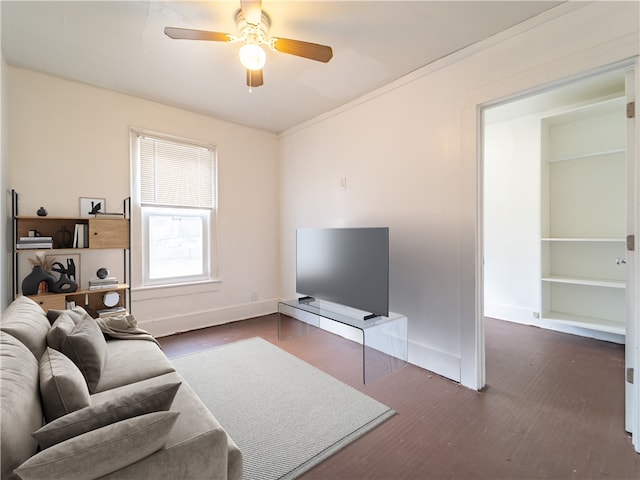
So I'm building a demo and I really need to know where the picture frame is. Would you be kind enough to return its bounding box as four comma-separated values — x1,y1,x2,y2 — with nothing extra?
45,253,81,288
79,197,106,217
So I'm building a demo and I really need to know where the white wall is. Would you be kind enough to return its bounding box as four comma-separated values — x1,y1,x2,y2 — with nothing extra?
278,1,640,388
7,67,280,335
483,115,541,324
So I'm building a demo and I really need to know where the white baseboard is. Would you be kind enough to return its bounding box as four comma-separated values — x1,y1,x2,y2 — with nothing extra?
485,306,625,344
534,317,625,344
408,340,461,383
484,302,539,325
140,299,279,338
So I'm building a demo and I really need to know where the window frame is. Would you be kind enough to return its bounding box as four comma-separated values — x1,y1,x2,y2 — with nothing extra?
131,128,218,289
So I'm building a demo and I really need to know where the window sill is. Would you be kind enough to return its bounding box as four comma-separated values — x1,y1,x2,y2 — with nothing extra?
132,279,221,301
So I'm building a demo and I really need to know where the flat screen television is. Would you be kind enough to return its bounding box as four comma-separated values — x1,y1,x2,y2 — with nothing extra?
296,227,389,318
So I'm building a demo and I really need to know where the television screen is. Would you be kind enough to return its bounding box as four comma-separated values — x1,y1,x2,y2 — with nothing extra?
296,227,389,318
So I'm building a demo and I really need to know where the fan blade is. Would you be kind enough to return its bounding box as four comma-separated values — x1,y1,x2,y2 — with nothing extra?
240,0,262,25
246,69,264,88
271,38,333,63
164,27,232,42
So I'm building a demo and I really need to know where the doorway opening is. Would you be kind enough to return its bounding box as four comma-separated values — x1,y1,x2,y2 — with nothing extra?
483,68,627,342
480,63,637,450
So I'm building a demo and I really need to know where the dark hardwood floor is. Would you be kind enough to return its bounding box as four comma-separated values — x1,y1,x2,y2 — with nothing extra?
158,315,639,479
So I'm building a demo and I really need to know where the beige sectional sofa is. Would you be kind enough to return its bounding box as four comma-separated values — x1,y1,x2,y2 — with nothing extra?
0,296,242,480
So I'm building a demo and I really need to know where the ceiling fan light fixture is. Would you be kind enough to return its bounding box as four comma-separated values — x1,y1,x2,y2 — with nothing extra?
165,1,332,88
239,43,266,70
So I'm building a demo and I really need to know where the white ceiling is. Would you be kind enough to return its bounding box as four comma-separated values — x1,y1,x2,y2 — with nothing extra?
2,1,564,133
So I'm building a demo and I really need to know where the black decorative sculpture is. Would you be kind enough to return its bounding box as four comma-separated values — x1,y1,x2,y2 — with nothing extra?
49,261,78,293
67,258,77,282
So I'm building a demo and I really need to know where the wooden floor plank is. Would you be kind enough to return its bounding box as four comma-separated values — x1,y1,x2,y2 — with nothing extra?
158,315,639,479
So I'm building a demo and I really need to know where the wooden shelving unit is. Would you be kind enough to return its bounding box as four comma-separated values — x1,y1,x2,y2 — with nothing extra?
11,190,131,316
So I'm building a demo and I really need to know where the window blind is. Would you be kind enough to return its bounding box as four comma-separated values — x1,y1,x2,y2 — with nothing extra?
139,135,215,208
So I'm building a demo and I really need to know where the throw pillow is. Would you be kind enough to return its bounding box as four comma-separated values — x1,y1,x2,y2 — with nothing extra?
46,312,76,352
46,306,91,326
60,317,107,392
0,295,50,359
15,411,179,480
33,381,181,449
39,347,90,422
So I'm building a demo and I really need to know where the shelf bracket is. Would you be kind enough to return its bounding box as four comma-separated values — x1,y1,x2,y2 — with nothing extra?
627,234,635,252
627,101,635,119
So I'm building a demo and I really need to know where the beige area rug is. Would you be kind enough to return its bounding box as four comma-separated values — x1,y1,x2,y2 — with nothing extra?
170,337,395,480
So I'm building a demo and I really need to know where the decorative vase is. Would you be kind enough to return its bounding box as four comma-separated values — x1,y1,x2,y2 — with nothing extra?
21,265,56,295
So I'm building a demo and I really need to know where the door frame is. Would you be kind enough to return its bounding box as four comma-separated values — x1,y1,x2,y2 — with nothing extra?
476,58,639,452
624,65,639,451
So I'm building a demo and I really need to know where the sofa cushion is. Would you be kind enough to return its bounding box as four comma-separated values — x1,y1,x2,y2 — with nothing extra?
33,381,181,449
0,332,43,480
93,372,231,449
46,312,76,351
0,296,49,359
15,411,179,480
60,317,107,392
39,347,91,422
93,340,175,393
47,306,91,326
97,427,233,480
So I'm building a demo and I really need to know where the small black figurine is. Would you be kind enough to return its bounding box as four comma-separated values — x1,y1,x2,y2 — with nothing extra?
36,207,48,217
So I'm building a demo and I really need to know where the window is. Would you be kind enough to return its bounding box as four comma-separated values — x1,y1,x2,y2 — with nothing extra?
132,130,217,287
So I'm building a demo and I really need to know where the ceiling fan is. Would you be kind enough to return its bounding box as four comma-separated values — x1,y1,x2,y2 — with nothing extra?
164,0,333,89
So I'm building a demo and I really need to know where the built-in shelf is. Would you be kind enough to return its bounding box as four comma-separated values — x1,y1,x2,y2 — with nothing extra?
540,95,626,342
542,312,625,336
541,275,625,289
548,147,625,163
541,237,625,243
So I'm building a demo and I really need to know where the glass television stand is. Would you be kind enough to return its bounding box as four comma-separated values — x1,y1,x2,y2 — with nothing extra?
277,298,408,384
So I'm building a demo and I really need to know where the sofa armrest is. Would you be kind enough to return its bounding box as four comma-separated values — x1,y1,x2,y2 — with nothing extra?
226,434,243,480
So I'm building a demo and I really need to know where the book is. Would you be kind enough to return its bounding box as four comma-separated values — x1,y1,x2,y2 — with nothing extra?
16,242,52,249
89,278,118,286
84,224,89,248
88,284,120,291
19,236,53,242
73,224,89,248
74,224,84,248
89,276,117,283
